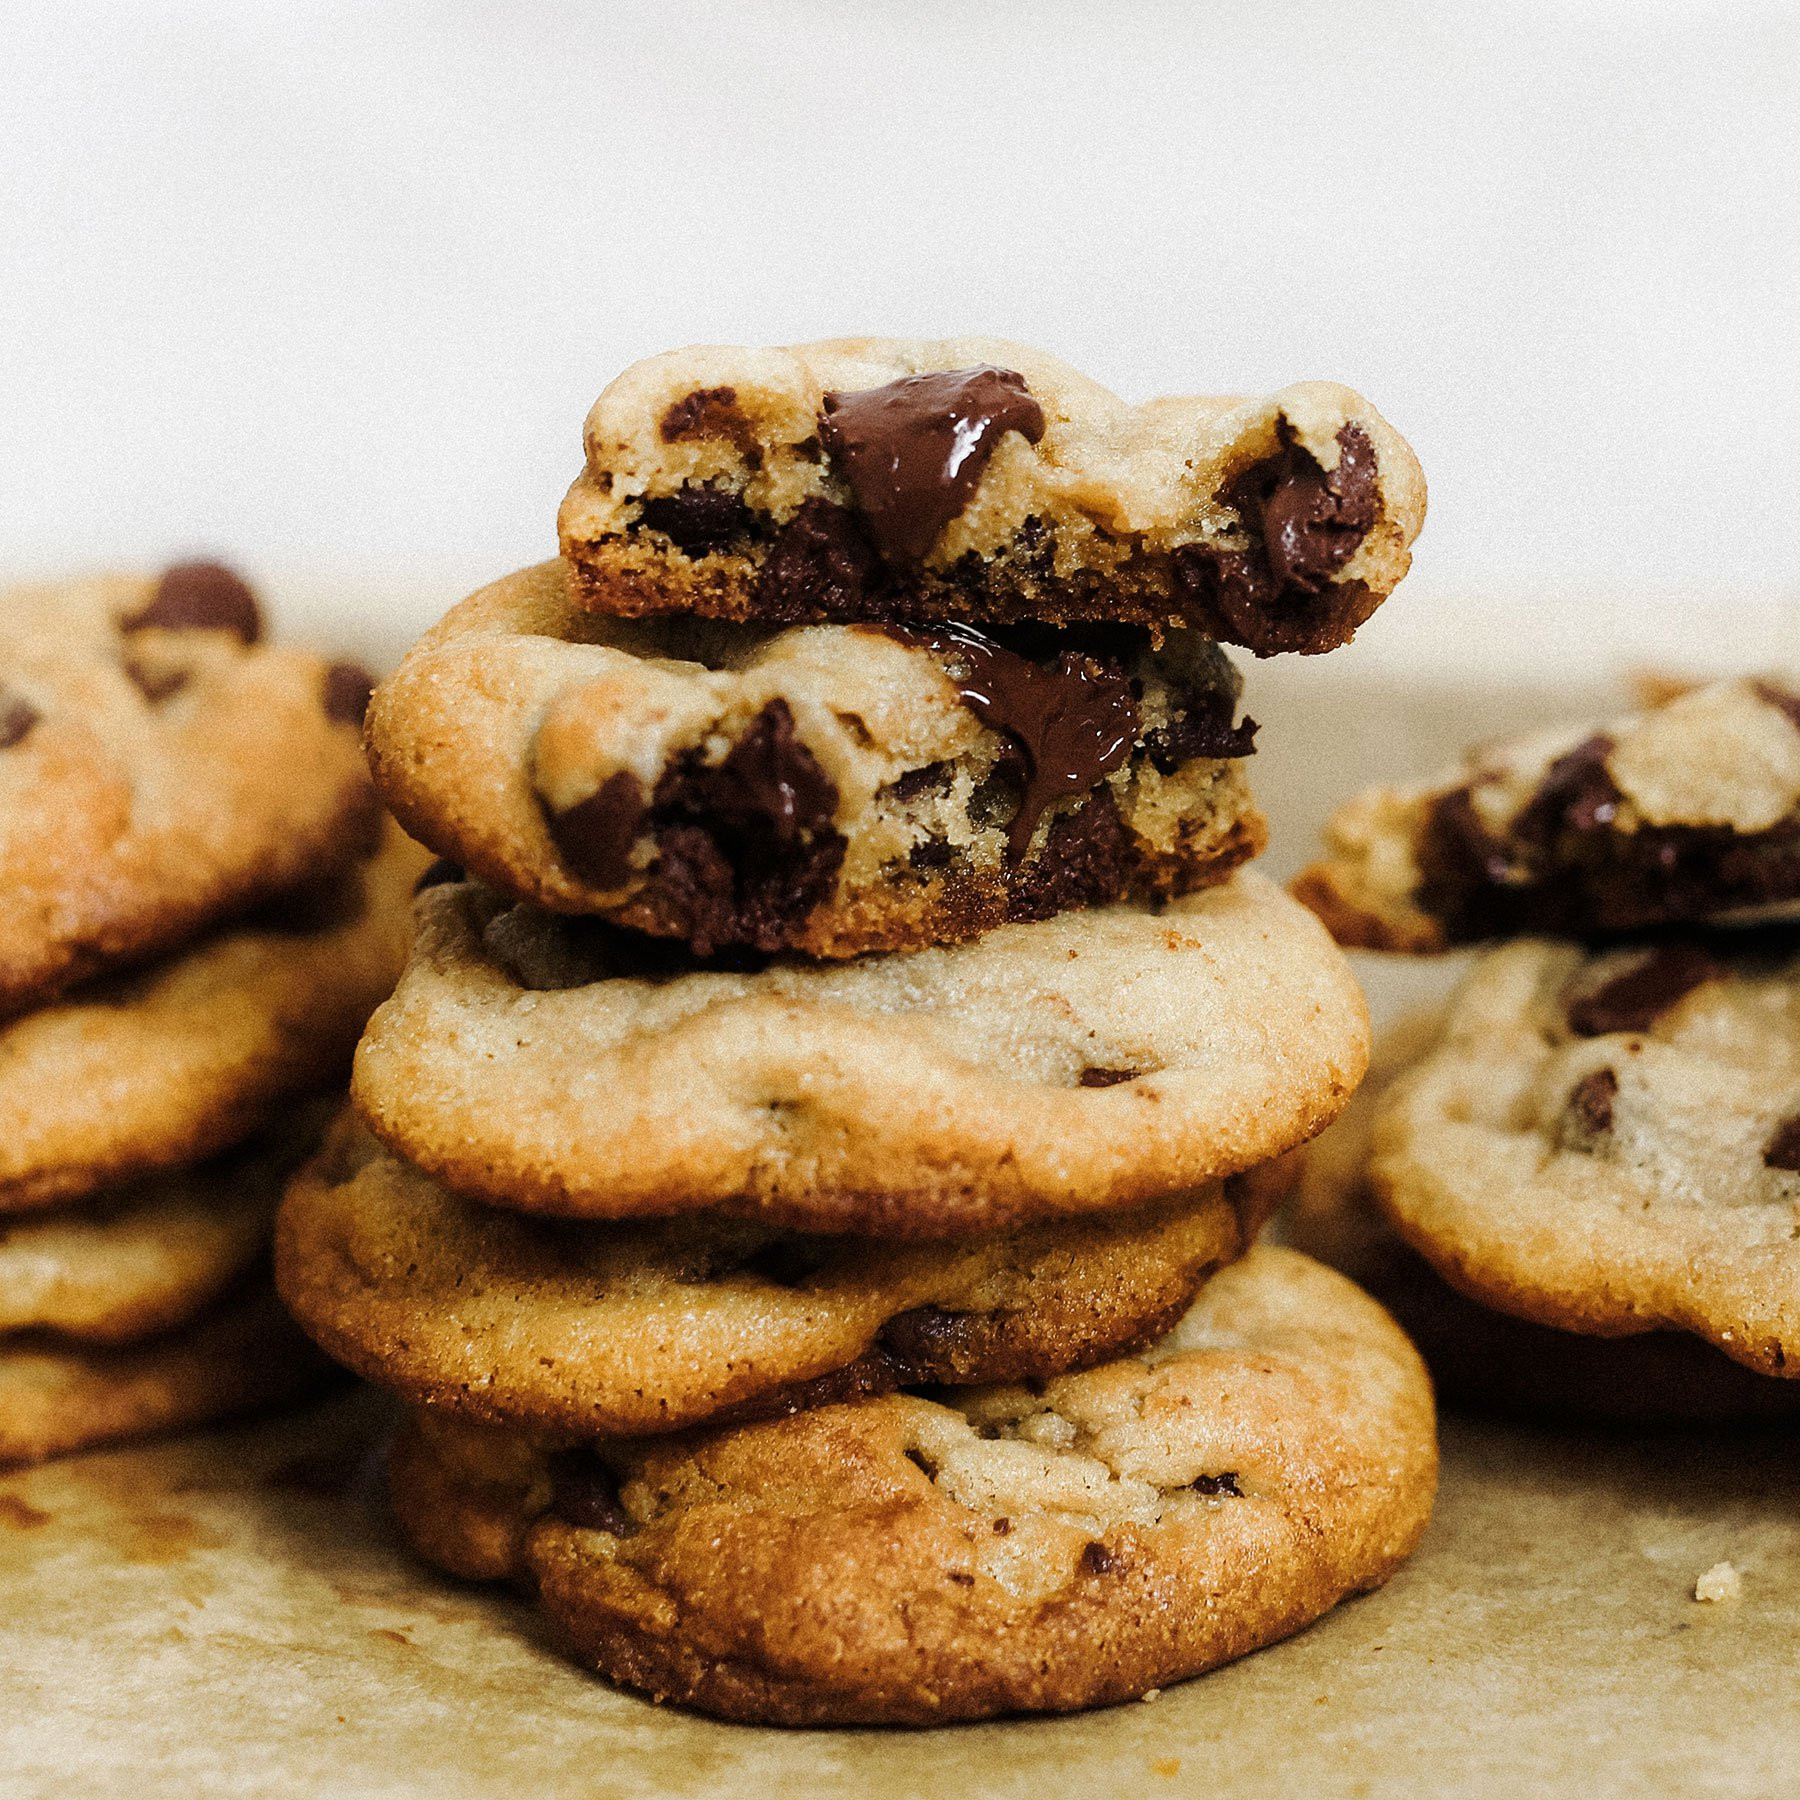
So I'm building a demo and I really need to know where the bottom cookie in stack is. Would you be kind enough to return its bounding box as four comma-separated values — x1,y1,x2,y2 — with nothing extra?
376,1247,1435,1725
1284,945,1800,1424
0,825,426,1466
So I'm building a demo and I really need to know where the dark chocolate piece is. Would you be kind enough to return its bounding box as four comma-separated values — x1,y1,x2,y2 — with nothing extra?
547,770,648,890
888,623,1139,859
751,497,882,620
322,661,375,726
1764,1116,1800,1173
1567,1067,1619,1134
1192,1472,1242,1497
1079,1540,1125,1577
1753,680,1800,736
1512,736,1620,843
1006,788,1139,922
638,483,756,557
547,1449,635,1536
818,366,1046,566
126,562,262,643
1078,1067,1140,1088
0,689,41,749
661,387,742,445
1566,945,1721,1037
1141,689,1258,775
121,654,190,704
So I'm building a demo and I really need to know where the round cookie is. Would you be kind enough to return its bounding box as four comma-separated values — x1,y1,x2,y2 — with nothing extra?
1371,936,1800,1378
0,821,429,1213
557,337,1426,652
0,1281,339,1469
1294,675,1800,950
366,561,1267,960
277,1114,1255,1437
0,1123,318,1346
352,868,1369,1237
389,1246,1437,1725
0,565,382,1013
1283,1010,1800,1423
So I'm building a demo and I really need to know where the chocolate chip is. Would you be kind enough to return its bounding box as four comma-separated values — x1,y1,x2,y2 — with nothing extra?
1765,1116,1800,1172
751,497,882,620
887,623,1139,860
122,655,190,703
1079,1540,1125,1577
660,386,741,443
1566,945,1721,1036
1006,787,1138,923
547,770,648,890
413,858,464,893
887,760,954,803
1566,1067,1619,1135
1079,1067,1140,1087
322,661,375,726
907,839,955,870
1192,1472,1242,1497
1141,690,1258,774
946,1570,976,1587
992,1516,1011,1535
1513,736,1621,844
126,562,262,643
676,697,838,847
0,689,40,749
1752,680,1800,736
818,366,1046,567
637,482,756,557
547,1450,634,1536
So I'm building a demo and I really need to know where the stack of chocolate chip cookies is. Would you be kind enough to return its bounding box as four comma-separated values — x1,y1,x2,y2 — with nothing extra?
279,338,1440,1723
0,563,423,1467
1290,674,1800,1421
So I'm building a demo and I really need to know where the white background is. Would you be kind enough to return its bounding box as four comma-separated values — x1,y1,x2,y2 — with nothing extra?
4,2,1798,671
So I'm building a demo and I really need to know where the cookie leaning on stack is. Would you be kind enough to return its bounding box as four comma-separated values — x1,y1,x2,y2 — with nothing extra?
0,564,427,1466
280,338,1437,1723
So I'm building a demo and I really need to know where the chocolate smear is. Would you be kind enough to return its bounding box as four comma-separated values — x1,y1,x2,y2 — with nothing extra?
547,1450,635,1536
638,482,756,557
0,689,40,749
818,366,1046,566
322,661,375,726
1566,945,1721,1037
126,562,262,643
1764,1116,1800,1173
1567,1067,1619,1134
548,770,648,890
888,623,1139,859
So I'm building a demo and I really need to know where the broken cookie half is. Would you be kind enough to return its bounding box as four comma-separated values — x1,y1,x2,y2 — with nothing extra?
557,336,1426,654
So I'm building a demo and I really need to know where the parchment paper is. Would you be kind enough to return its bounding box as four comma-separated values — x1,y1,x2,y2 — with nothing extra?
5,667,1796,1799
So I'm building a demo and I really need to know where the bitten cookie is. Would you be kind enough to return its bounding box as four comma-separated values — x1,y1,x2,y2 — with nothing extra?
0,565,382,1013
366,561,1266,959
557,338,1426,654
0,1281,338,1469
0,821,429,1213
352,869,1369,1237
1283,1010,1800,1422
389,1246,1436,1724
277,1114,1256,1437
1370,936,1800,1377
1294,676,1800,950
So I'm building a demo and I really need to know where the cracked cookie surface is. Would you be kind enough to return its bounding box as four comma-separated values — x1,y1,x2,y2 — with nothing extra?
557,337,1425,653
366,561,1266,959
389,1246,1435,1724
278,1113,1255,1437
1370,937,1800,1377
0,566,381,1012
1295,677,1800,950
352,869,1368,1237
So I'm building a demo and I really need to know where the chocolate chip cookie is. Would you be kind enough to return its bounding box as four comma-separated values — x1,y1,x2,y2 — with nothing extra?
366,561,1266,959
0,821,428,1213
1369,936,1800,1377
0,1280,337,1468
0,565,381,1014
557,338,1426,654
388,1245,1436,1723
278,1113,1257,1437
352,868,1368,1237
1283,1009,1800,1422
1295,676,1800,950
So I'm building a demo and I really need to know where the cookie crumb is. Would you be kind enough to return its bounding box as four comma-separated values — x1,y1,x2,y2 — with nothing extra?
1140,1687,1161,1703
1694,1560,1742,1603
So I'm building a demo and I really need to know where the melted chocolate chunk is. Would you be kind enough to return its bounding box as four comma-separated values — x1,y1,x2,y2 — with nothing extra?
1513,736,1620,843
637,483,756,557
413,858,464,893
1141,689,1258,775
548,770,648,890
547,1449,634,1536
1765,1116,1800,1173
1006,788,1138,922
660,386,742,445
877,1306,976,1375
1566,945,1722,1037
1172,423,1379,656
818,366,1046,567
0,690,40,749
126,562,262,643
1079,1540,1125,1577
751,497,882,620
322,661,375,726
1078,1067,1139,1087
1192,1472,1242,1497
121,654,190,703
675,696,838,846
889,623,1139,859
1566,1067,1619,1135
